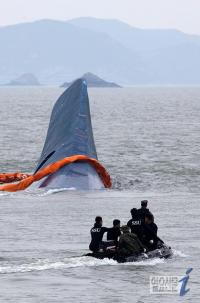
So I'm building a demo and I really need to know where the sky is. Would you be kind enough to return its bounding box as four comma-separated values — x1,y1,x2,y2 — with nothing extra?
0,0,200,35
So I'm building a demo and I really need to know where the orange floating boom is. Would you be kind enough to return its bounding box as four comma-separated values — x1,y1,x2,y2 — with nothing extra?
0,155,112,192
0,172,29,183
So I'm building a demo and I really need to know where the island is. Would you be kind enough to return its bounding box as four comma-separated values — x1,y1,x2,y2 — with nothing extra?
61,72,121,88
7,73,40,86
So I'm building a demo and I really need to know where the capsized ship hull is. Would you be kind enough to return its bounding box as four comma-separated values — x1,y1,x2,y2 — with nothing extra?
34,79,105,190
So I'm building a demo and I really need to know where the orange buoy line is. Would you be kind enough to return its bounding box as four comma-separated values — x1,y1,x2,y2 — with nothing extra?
0,173,30,183
0,155,112,192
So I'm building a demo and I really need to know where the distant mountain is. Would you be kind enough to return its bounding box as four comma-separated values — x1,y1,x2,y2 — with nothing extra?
7,73,40,86
61,72,121,88
69,17,200,52
0,19,143,85
0,18,200,85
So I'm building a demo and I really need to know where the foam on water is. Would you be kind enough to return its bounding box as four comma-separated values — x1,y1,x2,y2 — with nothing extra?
0,256,166,274
0,192,8,196
39,188,77,196
172,249,188,258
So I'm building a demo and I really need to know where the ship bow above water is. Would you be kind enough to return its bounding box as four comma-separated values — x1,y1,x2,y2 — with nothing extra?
34,79,106,190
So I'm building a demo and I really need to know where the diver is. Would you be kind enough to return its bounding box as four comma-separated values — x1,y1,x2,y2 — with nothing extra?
141,213,158,250
89,216,110,253
107,219,121,245
127,208,142,239
117,225,144,257
137,200,151,223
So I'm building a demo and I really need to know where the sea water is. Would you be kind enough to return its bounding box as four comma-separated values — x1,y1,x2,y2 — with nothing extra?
0,86,199,302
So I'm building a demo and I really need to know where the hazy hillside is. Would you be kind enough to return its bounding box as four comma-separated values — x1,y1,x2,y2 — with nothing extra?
145,43,200,84
7,73,40,86
0,19,144,85
69,17,200,52
0,18,200,85
61,72,121,88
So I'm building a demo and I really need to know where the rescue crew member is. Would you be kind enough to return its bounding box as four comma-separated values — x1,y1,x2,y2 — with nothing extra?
141,213,158,250
127,208,142,239
118,225,144,257
137,200,151,223
107,219,121,245
89,216,110,252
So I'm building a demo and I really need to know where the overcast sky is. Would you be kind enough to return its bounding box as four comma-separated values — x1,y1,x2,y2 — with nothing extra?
0,0,200,35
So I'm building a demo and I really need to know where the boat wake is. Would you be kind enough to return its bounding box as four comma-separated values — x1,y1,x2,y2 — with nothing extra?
0,255,167,274
172,249,188,258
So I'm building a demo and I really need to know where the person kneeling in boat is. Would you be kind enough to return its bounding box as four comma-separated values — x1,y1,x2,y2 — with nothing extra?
107,219,121,246
117,225,144,257
141,213,158,250
89,216,111,253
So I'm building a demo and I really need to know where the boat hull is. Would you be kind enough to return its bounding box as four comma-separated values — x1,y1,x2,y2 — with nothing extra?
34,79,105,190
35,162,104,190
85,244,173,263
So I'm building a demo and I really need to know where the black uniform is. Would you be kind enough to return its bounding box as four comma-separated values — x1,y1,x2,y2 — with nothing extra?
127,216,142,239
137,207,150,223
107,227,121,244
142,222,158,250
89,224,110,252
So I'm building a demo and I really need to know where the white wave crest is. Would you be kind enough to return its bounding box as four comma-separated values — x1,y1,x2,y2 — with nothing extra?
39,187,76,196
0,192,11,196
172,249,187,257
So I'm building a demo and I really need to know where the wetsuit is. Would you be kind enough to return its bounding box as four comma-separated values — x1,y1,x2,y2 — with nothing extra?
89,224,110,252
127,215,142,239
142,222,158,250
137,207,150,223
107,227,121,245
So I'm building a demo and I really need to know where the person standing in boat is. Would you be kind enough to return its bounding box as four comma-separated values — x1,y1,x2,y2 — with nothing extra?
107,219,121,246
89,216,110,252
137,200,151,223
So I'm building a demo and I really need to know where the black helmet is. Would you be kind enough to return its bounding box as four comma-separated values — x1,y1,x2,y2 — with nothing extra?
113,219,120,226
145,212,154,222
141,200,148,207
130,208,137,216
95,216,102,224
